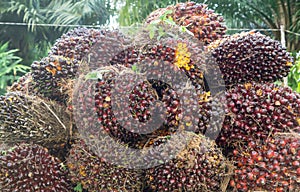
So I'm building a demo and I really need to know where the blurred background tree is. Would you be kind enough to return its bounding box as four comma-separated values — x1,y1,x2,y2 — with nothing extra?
0,0,112,66
0,42,29,95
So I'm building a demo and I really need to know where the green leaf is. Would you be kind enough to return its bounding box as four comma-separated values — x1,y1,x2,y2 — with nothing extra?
0,42,29,95
159,9,173,21
149,28,156,39
180,26,187,32
59,163,67,171
132,64,140,73
85,72,102,80
163,18,176,26
288,54,300,92
297,84,300,93
274,80,283,86
74,183,83,192
150,19,161,25
158,26,166,38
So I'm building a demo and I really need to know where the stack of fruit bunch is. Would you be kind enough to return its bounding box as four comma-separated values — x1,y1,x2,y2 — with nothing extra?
204,29,299,192
199,9,298,192
214,82,300,191
147,1,299,191
55,3,231,190
1,27,139,191
3,24,226,191
69,21,234,190
0,1,299,191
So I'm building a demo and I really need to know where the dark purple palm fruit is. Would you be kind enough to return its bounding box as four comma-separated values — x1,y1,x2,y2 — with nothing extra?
229,135,300,192
66,139,143,192
145,1,227,45
211,31,294,88
216,82,300,150
49,27,103,61
0,144,70,191
0,92,71,157
145,133,232,192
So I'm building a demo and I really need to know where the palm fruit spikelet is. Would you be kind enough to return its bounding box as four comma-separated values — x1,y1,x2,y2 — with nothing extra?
66,139,143,191
0,144,70,191
211,31,293,87
31,55,80,103
145,1,227,45
229,135,300,191
145,133,232,192
0,92,71,154
216,82,300,149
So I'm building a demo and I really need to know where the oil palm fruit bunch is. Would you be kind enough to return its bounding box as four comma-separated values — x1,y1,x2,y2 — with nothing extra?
229,135,300,191
31,55,80,103
73,65,187,148
211,31,293,87
36,29,132,104
72,67,145,148
132,23,226,138
50,27,133,69
145,1,227,45
49,27,102,61
0,144,70,191
216,82,300,149
49,27,133,69
145,133,232,192
67,139,143,191
0,92,71,153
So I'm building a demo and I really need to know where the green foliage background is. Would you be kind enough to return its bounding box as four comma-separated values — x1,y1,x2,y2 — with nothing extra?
288,52,300,93
0,0,112,66
0,42,30,95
